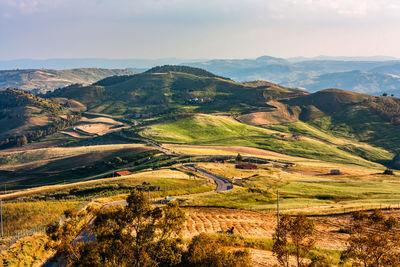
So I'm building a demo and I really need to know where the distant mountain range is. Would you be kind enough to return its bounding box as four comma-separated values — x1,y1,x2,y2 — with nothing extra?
184,56,400,95
0,58,206,70
2,56,400,95
0,68,136,93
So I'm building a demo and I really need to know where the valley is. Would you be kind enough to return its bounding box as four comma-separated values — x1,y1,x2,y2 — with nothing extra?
1,65,400,266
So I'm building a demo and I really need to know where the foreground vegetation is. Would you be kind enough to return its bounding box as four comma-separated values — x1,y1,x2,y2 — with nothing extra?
46,190,251,267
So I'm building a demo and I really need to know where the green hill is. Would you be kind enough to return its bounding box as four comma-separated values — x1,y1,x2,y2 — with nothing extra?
48,65,306,118
281,89,400,155
139,113,391,167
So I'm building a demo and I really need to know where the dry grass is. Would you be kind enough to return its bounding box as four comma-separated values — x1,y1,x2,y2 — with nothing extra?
0,201,83,235
0,168,214,200
238,101,299,125
0,144,152,171
0,234,53,266
164,144,305,162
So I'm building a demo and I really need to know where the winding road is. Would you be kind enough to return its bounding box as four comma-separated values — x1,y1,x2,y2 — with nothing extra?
185,164,232,192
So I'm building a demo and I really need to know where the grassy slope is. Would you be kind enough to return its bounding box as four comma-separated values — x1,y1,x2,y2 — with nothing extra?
0,90,68,139
265,121,393,163
285,89,400,155
140,114,387,167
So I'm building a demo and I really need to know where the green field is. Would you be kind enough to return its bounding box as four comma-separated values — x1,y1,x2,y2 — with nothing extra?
140,114,391,167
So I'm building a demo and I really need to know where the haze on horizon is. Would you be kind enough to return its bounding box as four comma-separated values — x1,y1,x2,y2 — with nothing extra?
1,0,400,61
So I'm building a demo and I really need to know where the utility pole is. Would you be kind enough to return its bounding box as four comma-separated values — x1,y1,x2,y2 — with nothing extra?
1,199,3,237
277,190,280,240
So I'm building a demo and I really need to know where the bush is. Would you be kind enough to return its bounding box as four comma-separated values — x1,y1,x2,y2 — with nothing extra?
383,169,394,175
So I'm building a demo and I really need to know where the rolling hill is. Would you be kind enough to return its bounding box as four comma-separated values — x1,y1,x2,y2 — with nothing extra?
47,65,306,118
0,68,135,93
3,65,400,168
0,89,80,148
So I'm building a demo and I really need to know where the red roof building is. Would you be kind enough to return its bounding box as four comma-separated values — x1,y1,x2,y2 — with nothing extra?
116,170,132,176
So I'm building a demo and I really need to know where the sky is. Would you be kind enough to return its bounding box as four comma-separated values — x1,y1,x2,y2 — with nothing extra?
1,0,400,60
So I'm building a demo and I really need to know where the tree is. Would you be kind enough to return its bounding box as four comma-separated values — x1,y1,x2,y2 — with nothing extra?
383,93,388,97
16,135,27,146
75,190,186,267
290,215,315,267
383,169,394,175
235,153,243,162
341,209,400,267
272,215,315,267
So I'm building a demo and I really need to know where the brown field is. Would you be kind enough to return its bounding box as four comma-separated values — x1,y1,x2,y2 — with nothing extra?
237,101,299,125
76,123,117,135
61,114,129,137
182,207,400,251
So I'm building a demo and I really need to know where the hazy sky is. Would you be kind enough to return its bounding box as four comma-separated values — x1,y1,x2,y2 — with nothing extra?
1,0,400,60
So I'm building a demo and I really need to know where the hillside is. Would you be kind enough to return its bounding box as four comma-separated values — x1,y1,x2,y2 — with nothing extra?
140,113,392,167
47,65,306,118
0,89,79,148
283,89,400,156
0,68,135,93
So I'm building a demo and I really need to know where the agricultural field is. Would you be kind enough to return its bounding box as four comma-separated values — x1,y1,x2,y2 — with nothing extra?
61,113,130,138
176,156,400,214
0,167,214,200
0,144,158,189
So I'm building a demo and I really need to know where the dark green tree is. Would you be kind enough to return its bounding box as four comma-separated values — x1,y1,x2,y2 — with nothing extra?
76,190,186,267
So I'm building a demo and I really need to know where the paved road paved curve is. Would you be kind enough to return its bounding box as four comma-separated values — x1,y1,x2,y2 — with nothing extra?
185,164,232,192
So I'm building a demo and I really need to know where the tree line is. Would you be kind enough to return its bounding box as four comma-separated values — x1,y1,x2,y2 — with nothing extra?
366,96,400,125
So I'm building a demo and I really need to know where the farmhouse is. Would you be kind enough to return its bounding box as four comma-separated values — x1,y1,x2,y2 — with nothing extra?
235,164,258,170
115,170,132,176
